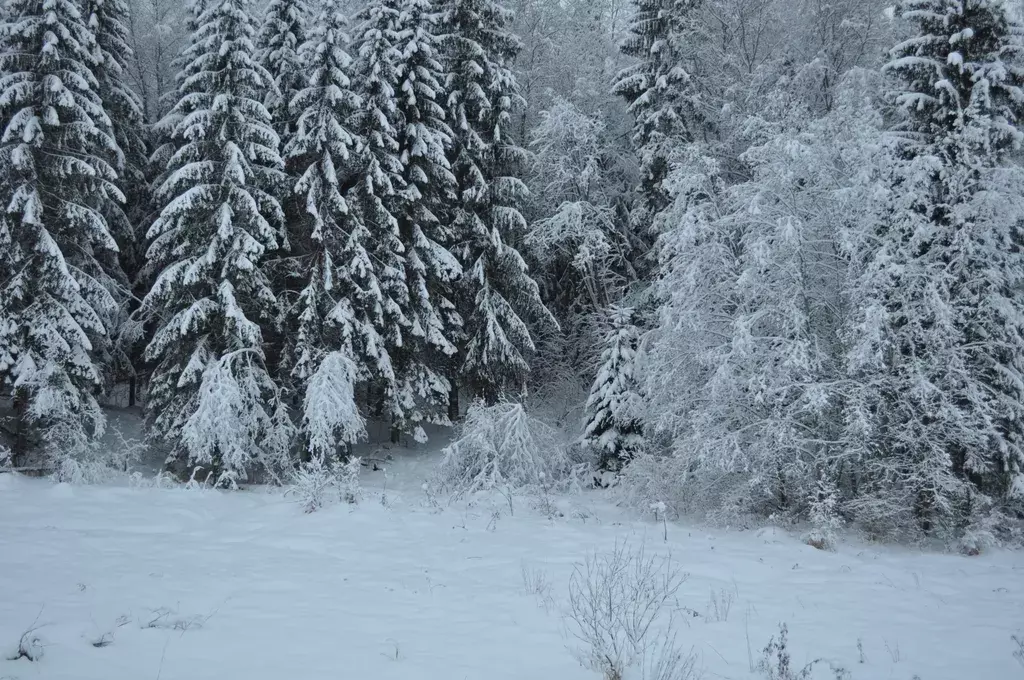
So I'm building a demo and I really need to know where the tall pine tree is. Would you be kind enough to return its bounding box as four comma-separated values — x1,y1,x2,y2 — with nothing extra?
350,0,462,439
284,0,382,459
85,0,149,398
256,0,310,390
256,0,309,143
391,0,463,437
440,0,552,403
349,0,410,431
142,0,291,485
845,0,1024,534
613,0,710,234
0,0,122,463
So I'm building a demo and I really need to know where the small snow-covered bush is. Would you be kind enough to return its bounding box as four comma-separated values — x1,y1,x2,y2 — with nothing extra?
291,457,337,513
435,401,571,497
289,455,362,512
51,441,140,485
804,478,843,551
0,445,11,470
338,456,361,504
564,541,692,680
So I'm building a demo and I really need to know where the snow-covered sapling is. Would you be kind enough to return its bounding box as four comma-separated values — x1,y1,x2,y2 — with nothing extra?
435,401,570,497
421,482,443,512
805,478,843,551
291,457,336,513
339,456,361,505
582,306,645,472
532,471,563,519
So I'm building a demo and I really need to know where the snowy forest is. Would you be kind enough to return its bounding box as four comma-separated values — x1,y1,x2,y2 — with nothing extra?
2,0,1024,550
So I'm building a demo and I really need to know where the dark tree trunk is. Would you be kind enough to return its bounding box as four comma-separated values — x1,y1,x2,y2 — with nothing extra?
448,379,460,422
12,388,28,469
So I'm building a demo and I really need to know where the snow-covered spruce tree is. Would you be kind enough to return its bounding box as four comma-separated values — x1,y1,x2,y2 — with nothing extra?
349,0,413,434
582,307,644,471
369,0,462,439
87,0,147,238
256,0,308,142
85,0,150,395
255,0,309,380
844,0,1024,536
139,0,206,292
142,0,291,486
0,0,122,465
613,0,711,235
440,0,554,403
284,0,377,460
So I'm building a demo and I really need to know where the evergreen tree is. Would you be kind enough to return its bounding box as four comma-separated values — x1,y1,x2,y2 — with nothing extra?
582,307,644,471
142,0,291,486
256,0,309,143
284,0,383,459
613,0,710,234
352,0,463,439
350,0,411,428
440,0,552,403
87,0,147,229
85,0,149,396
255,0,309,392
0,0,122,463
845,0,1024,534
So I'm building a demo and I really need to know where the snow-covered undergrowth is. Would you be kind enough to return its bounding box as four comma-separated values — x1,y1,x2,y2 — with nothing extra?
1,443,1022,680
433,401,580,499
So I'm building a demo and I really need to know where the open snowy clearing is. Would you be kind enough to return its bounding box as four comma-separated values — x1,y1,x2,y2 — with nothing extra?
1,449,1022,680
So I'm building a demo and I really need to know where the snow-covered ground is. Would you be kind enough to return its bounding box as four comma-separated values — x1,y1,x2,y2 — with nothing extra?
1,443,1022,680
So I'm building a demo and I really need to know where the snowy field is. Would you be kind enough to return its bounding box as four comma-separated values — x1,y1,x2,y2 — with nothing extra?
1,445,1022,680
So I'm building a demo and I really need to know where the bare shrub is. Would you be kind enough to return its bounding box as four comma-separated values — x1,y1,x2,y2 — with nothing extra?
704,586,735,623
7,608,46,662
521,563,555,611
564,542,696,680
8,628,44,662
1012,633,1023,668
758,623,849,680
640,632,701,680
143,606,211,632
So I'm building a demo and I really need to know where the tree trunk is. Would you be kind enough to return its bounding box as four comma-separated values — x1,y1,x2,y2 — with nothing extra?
12,388,28,469
448,379,460,422
128,375,137,408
